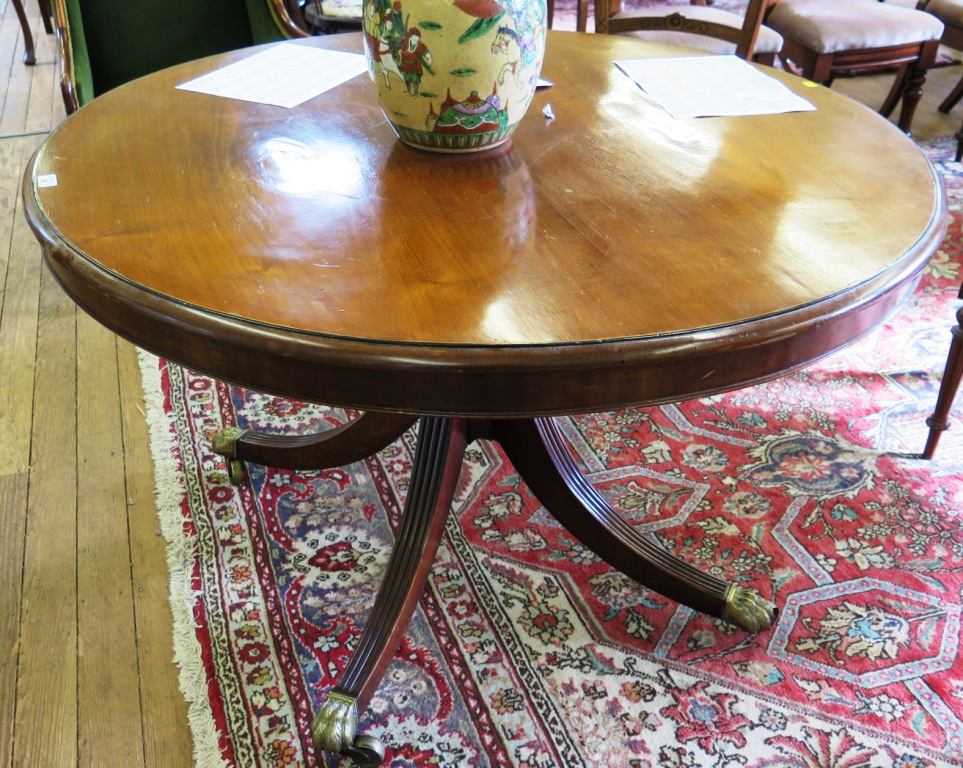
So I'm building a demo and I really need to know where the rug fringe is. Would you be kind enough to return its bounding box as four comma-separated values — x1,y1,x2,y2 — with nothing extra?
137,349,230,768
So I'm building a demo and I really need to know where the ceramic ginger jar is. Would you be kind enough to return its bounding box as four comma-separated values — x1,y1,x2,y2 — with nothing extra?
362,0,547,152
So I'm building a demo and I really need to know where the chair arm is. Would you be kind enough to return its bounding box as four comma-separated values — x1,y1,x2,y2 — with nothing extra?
251,0,310,42
53,0,94,113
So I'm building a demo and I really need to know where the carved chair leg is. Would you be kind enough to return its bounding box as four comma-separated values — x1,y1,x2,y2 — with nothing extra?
212,411,417,484
576,0,589,32
924,300,963,459
492,417,776,633
893,62,927,135
940,72,963,114
10,0,36,65
879,63,908,119
37,0,53,33
312,417,468,766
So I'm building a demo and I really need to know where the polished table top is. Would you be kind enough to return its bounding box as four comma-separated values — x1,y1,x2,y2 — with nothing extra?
24,32,945,418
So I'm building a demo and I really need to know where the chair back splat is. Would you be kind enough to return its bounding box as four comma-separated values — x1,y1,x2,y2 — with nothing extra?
593,0,781,65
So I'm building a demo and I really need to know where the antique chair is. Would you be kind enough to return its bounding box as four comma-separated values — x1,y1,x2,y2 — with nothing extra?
593,0,783,65
921,0,963,112
53,0,307,114
763,0,945,134
909,0,963,159
923,284,963,459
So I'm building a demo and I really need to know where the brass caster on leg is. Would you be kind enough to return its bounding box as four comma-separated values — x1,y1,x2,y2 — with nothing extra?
343,735,386,767
723,584,777,633
211,427,248,485
312,692,358,754
312,693,386,766
226,458,245,485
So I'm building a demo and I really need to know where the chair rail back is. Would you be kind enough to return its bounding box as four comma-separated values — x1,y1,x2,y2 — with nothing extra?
595,0,774,61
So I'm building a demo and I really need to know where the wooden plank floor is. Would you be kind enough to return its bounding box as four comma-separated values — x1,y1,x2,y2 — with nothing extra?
0,1,961,765
0,1,193,766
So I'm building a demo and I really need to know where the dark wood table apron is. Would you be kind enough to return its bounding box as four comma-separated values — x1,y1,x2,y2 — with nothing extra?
23,31,946,766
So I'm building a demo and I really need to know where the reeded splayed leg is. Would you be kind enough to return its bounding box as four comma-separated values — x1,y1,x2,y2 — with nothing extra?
311,416,468,766
492,417,776,633
211,411,417,484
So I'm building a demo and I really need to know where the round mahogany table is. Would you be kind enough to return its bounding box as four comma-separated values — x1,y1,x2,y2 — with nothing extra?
23,31,945,765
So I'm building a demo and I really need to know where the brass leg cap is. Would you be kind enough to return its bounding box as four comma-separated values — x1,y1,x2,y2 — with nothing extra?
312,692,359,754
311,694,386,766
211,426,247,457
211,427,248,485
724,585,777,633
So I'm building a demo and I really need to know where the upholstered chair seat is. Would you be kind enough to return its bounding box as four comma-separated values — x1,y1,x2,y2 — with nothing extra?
767,0,944,55
303,0,363,33
763,0,944,134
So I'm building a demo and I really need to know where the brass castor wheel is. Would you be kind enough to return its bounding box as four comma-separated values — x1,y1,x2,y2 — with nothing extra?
343,734,386,767
226,457,245,485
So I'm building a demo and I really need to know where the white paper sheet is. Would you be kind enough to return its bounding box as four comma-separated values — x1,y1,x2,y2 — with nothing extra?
177,43,368,108
615,55,816,118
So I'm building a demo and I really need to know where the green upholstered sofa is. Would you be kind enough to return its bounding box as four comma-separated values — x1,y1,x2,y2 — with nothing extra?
53,0,307,113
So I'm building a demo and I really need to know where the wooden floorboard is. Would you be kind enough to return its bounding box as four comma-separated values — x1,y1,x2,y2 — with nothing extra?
15,231,79,767
22,20,59,136
0,0,61,137
0,5,28,134
120,341,194,768
0,134,39,768
1,0,962,765
76,314,146,768
2,4,191,766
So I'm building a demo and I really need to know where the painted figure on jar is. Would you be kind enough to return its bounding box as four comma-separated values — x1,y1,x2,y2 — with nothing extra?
363,4,405,89
492,26,524,88
400,26,433,97
377,16,406,88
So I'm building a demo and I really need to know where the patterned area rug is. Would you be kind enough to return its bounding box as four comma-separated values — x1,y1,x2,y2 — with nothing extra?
141,137,963,768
